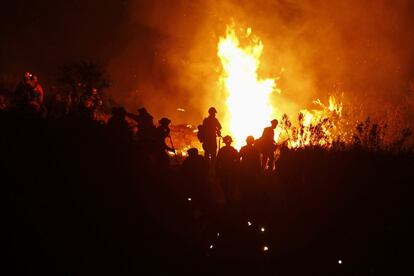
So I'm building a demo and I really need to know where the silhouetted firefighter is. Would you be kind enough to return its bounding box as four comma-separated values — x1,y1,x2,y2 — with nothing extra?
257,119,278,172
239,135,261,211
130,107,157,144
155,117,175,169
240,135,261,179
156,117,173,148
198,107,222,164
216,135,239,204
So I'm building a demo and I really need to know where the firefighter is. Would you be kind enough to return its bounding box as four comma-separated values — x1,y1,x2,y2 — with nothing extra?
107,107,132,142
239,135,261,211
240,135,261,178
157,118,171,142
258,119,278,172
199,107,222,164
14,72,44,114
132,107,157,144
216,135,239,204
154,117,175,169
80,87,102,120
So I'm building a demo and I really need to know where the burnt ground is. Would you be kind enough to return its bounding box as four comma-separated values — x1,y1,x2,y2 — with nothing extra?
3,111,413,275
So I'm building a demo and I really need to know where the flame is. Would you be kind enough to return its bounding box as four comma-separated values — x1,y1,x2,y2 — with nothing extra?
218,25,278,148
283,95,346,148
167,26,350,156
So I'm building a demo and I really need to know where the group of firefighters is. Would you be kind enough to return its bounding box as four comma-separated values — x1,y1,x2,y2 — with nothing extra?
182,106,280,205
198,106,279,172
4,71,284,207
8,72,281,178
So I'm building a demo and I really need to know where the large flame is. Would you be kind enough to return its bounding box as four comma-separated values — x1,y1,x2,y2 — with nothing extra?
218,25,277,148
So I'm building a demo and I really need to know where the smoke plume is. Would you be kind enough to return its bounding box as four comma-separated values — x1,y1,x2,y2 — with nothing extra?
107,0,414,130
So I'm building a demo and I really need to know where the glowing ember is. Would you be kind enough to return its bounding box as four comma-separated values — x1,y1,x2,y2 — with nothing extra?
218,24,278,148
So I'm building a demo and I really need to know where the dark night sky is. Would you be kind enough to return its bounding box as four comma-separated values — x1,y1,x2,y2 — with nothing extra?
1,0,414,126
0,0,130,75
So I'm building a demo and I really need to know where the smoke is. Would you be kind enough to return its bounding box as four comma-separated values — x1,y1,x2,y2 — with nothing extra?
107,0,414,128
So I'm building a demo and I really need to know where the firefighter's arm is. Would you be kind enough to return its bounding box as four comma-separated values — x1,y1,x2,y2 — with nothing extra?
216,120,222,137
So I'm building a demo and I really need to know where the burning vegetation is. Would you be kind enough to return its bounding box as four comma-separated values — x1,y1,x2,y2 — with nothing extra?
1,24,412,156
165,24,412,153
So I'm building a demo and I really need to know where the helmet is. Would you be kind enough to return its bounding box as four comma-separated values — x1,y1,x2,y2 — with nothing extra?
24,72,32,80
208,107,217,114
137,107,148,114
158,117,171,126
246,135,255,144
223,135,233,144
187,148,198,157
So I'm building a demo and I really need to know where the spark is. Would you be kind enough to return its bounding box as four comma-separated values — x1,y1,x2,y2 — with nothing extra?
260,227,265,232
177,108,185,112
263,246,269,252
247,221,252,226
210,244,214,249
338,260,342,264
187,197,192,201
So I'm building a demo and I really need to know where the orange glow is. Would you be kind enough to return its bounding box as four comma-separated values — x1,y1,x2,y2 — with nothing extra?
286,95,346,148
218,24,278,149
217,24,347,150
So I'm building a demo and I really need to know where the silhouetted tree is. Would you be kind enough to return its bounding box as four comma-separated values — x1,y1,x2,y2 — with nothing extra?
57,61,111,91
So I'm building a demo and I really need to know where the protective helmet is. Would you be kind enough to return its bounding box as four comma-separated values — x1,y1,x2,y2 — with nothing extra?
246,135,255,144
223,135,233,144
208,107,217,114
137,107,148,114
24,72,32,80
187,148,198,157
158,117,171,126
